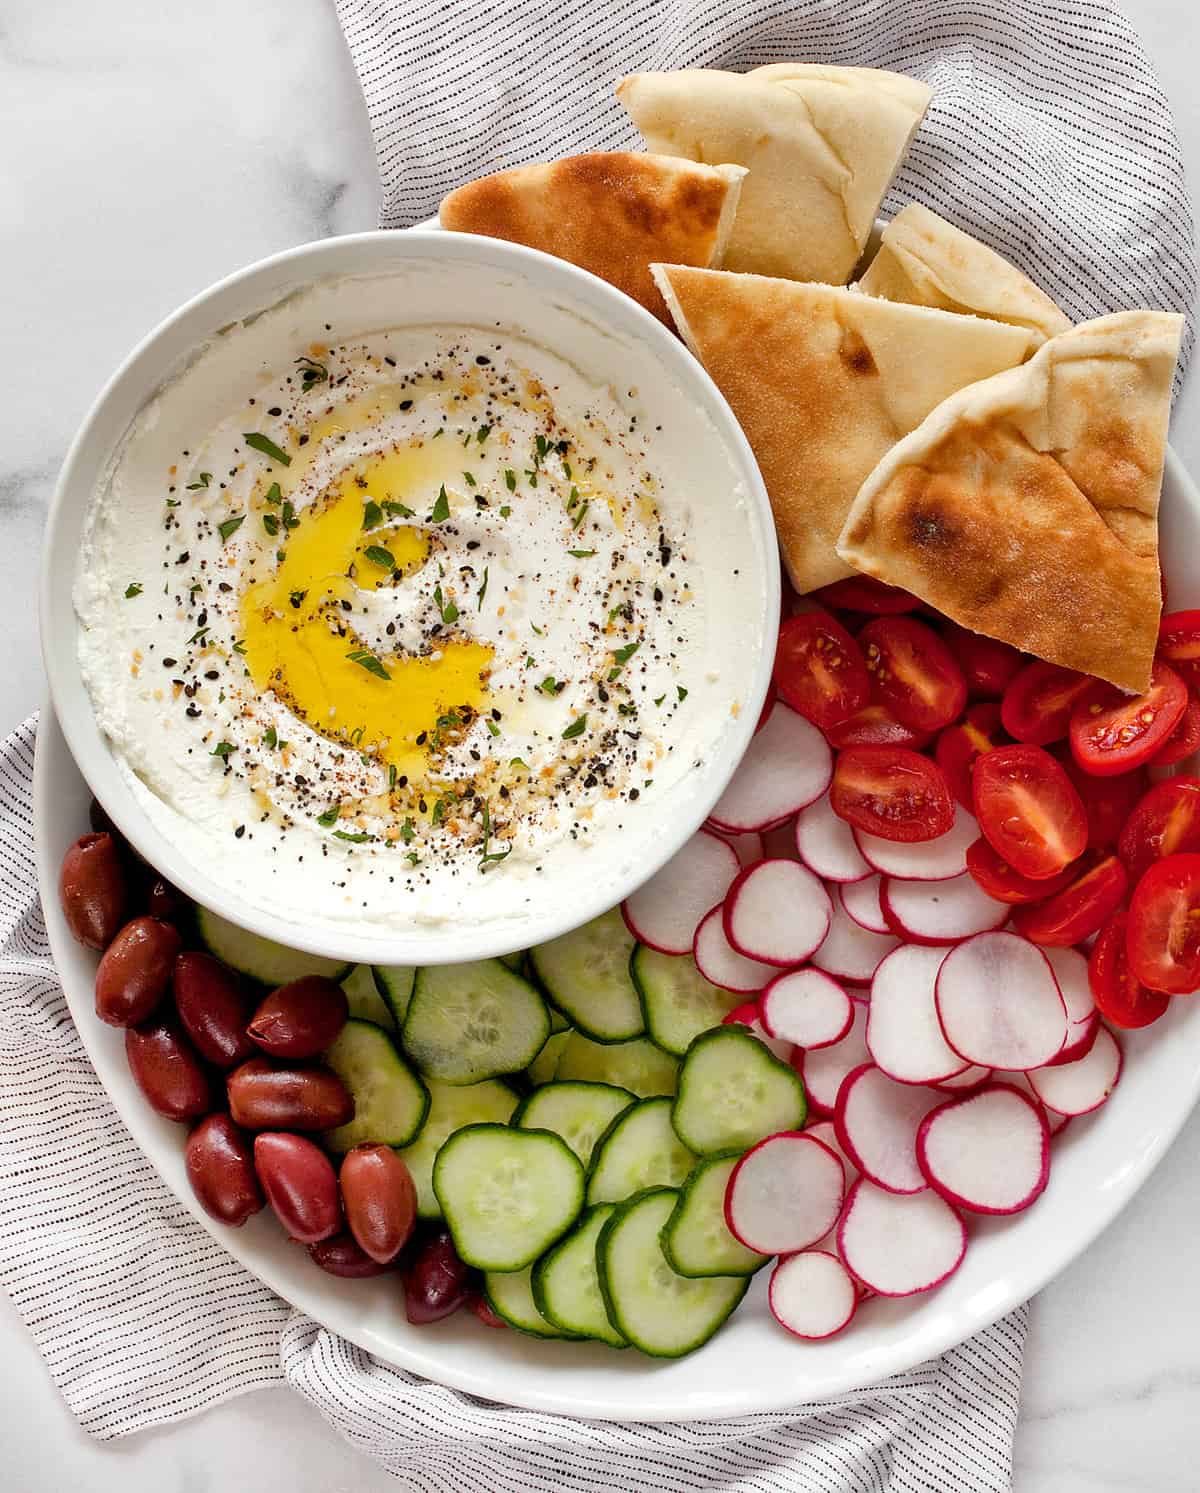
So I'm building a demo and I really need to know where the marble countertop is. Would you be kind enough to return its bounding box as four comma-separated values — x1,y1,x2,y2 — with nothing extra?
3,1,1199,1487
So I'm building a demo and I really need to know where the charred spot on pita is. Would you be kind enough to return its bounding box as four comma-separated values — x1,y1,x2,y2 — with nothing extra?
838,327,877,377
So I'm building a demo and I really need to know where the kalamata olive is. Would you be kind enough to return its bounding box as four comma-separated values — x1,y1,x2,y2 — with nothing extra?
125,1016,211,1121
246,976,348,1060
60,833,127,950
95,916,181,1026
174,951,255,1069
253,1132,341,1243
309,1232,392,1278
339,1144,417,1263
184,1113,263,1226
226,1057,354,1131
466,1290,507,1329
145,877,183,924
403,1229,470,1323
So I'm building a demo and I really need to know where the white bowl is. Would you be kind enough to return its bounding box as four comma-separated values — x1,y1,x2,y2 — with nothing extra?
35,448,1200,1419
40,231,778,966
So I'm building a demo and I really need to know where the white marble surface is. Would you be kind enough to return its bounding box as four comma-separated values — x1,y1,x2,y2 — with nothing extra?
2,1,1198,1487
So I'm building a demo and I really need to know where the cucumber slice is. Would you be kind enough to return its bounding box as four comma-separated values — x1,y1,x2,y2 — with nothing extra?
672,1027,807,1155
341,964,395,1030
433,1123,584,1271
499,950,525,973
373,965,415,1028
528,1029,571,1086
597,1189,750,1357
532,1204,627,1347
554,1031,679,1097
195,906,349,985
662,1153,769,1278
587,1096,695,1205
403,960,549,1084
398,1077,519,1218
631,946,742,1056
484,1265,577,1338
548,1005,571,1034
530,909,644,1043
514,1081,635,1167
321,1018,430,1154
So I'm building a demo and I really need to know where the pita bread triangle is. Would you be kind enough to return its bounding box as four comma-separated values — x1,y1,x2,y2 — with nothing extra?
439,152,745,324
650,264,1037,592
838,310,1183,692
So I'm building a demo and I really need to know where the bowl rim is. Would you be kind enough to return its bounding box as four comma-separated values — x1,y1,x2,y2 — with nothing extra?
40,228,779,966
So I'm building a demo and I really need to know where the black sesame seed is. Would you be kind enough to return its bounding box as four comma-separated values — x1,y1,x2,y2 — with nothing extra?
162,657,177,668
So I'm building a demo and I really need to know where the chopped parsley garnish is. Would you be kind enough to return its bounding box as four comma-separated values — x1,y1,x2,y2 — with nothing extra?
388,764,399,792
525,654,536,669
186,472,211,490
510,757,529,770
218,514,245,542
364,544,396,570
677,685,688,702
463,471,476,487
538,676,564,696
281,499,299,530
431,792,457,826
567,486,581,511
429,485,450,522
289,588,307,608
567,549,595,559
486,719,500,737
477,566,489,610
654,694,666,707
571,500,590,531
500,505,512,518
263,725,279,749
504,469,517,491
124,582,142,599
433,585,459,624
187,625,210,645
346,647,390,680
384,499,415,519
243,432,291,466
477,424,491,444
362,500,383,530
400,816,415,843
316,805,340,828
264,482,282,505
608,641,640,680
530,624,544,637
232,638,247,656
562,715,587,740
478,801,512,867
165,497,180,507
334,829,372,843
210,741,236,759
406,850,421,865
262,513,280,537
534,434,551,463
295,356,328,392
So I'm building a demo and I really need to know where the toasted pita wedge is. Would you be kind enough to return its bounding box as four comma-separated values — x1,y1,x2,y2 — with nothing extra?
651,265,1036,591
617,65,931,284
438,152,746,323
859,203,1072,345
838,311,1183,692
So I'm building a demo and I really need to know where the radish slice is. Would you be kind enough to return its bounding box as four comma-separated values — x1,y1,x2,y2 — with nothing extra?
917,1083,1050,1215
834,1064,941,1194
769,1251,858,1341
725,1131,845,1254
693,904,777,994
810,897,899,983
1027,1027,1123,1116
803,1119,857,1180
837,1179,967,1296
1040,946,1099,1066
794,1002,870,1116
995,1071,1071,1133
622,830,738,955
855,814,977,881
794,796,872,883
866,944,967,1085
935,932,1068,1071
708,702,832,832
761,969,853,1050
931,1064,993,1093
721,1001,793,1063
840,875,889,934
881,872,1009,945
723,859,832,967
706,827,766,867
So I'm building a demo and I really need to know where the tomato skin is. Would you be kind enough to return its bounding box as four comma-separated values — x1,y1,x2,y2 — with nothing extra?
964,836,1075,904
1068,660,1187,777
812,576,920,615
972,744,1088,879
1010,854,1127,946
824,700,932,750
1116,776,1200,881
1126,852,1200,995
1063,757,1148,850
858,617,968,735
936,703,1007,809
1089,911,1171,1028
940,622,1024,700
830,746,955,844
1001,661,1094,746
1157,609,1200,691
1150,694,1200,767
773,612,870,731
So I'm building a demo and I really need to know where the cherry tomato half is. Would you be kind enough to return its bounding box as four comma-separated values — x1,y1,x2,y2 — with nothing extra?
1117,776,1200,881
1011,853,1127,946
1001,661,1094,746
1126,852,1200,994
773,612,870,732
1068,660,1187,777
1062,756,1148,850
858,617,968,736
940,622,1025,700
1157,609,1200,691
830,746,955,843
824,700,932,750
972,744,1088,879
1089,911,1170,1028
811,576,920,615
1150,694,1200,768
964,836,1076,904
936,703,1007,810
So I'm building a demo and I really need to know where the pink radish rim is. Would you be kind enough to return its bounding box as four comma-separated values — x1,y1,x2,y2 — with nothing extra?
761,968,854,1050
836,1178,968,1297
915,1082,1051,1216
768,1251,859,1341
833,1062,937,1196
724,1130,845,1255
722,859,832,968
